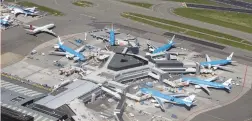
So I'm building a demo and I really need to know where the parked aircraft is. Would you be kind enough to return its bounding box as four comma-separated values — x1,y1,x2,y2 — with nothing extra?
96,24,139,47
23,23,56,36
139,88,196,111
147,35,176,54
6,5,39,17
181,76,232,94
200,52,236,70
0,15,12,26
23,7,37,13
49,36,86,61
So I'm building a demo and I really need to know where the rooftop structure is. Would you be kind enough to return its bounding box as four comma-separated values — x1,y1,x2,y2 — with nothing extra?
35,79,99,109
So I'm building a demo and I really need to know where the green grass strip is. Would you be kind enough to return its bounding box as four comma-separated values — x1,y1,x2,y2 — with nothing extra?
120,1,153,8
125,12,246,42
121,13,186,33
174,8,252,34
164,0,218,5
17,1,64,16
121,13,252,51
186,31,252,51
72,0,93,7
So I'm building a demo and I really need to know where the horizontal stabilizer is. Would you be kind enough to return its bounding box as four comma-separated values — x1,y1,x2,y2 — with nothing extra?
182,95,195,107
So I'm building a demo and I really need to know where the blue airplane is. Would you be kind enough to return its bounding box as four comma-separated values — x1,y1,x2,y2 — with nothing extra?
0,15,12,26
200,52,236,70
181,76,232,95
50,36,86,61
147,35,176,54
140,88,196,110
6,5,38,17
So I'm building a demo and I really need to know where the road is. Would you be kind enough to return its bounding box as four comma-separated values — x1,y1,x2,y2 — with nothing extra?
1,0,252,120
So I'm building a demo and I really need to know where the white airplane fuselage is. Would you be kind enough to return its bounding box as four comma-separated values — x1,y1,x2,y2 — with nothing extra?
34,23,55,32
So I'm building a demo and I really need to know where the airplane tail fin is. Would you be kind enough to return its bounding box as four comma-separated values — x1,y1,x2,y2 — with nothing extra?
58,36,64,45
223,78,232,91
182,94,196,107
169,35,175,44
146,42,155,52
226,52,234,61
206,54,211,62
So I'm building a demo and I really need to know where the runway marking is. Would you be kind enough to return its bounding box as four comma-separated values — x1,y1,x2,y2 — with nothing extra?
54,0,59,5
80,14,95,18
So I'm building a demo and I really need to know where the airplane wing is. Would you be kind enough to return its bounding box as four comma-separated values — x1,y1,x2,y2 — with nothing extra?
41,28,56,35
49,51,66,56
65,52,75,58
205,76,218,82
212,65,233,72
198,84,210,94
24,29,36,34
75,45,86,52
153,96,165,111
169,93,189,97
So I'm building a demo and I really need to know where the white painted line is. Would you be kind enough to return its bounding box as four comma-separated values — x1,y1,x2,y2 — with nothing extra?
22,110,27,114
2,103,7,106
9,86,24,91
34,115,43,121
1,83,13,87
33,113,38,118
14,87,27,92
27,112,32,115
30,92,42,97
19,89,33,94
4,84,18,89
41,117,48,121
1,81,9,84
25,91,38,96
12,107,17,110
1,82,12,85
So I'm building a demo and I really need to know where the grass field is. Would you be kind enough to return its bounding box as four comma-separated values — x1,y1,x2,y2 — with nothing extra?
174,8,252,34
164,0,218,5
17,1,64,16
120,1,153,8
121,12,252,51
72,0,93,7
243,0,252,2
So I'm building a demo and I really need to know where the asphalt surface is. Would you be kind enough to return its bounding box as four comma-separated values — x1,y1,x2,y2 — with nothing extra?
1,0,252,121
192,88,252,121
150,1,252,42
